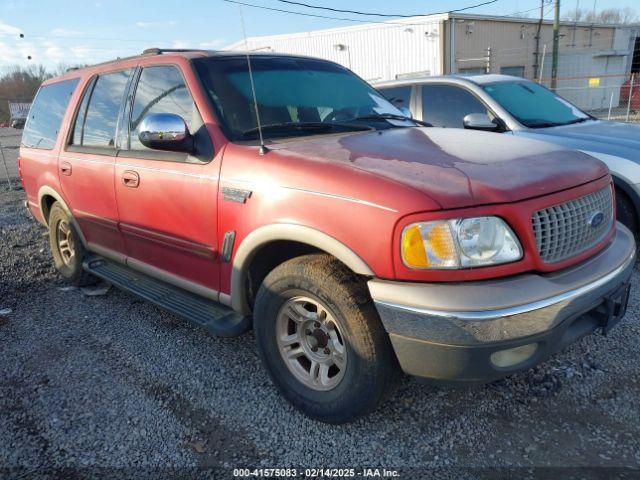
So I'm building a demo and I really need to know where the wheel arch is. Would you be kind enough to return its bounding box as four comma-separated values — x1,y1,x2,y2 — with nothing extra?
230,224,375,315
37,186,88,246
612,174,640,228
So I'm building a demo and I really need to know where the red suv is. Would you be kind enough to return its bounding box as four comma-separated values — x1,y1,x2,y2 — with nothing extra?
19,49,635,423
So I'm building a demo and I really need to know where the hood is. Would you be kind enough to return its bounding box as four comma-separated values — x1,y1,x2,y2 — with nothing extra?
521,119,640,160
271,127,608,209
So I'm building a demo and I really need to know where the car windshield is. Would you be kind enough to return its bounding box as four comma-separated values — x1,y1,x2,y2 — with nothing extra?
482,80,591,128
193,55,414,140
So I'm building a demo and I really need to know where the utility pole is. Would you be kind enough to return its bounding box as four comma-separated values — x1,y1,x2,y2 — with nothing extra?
551,0,560,91
533,0,545,81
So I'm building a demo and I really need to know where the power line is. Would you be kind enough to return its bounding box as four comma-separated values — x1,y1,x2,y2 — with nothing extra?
273,0,498,18
222,0,497,25
4,0,563,65
16,34,186,44
506,1,554,18
221,0,409,24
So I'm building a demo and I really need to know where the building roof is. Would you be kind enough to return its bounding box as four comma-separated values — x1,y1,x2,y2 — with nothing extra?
226,12,638,49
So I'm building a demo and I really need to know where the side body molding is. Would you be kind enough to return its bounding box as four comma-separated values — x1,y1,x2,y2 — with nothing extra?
230,224,375,314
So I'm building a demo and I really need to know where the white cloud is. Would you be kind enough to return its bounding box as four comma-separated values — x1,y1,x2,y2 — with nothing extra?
0,39,33,63
136,20,176,28
172,40,190,49
199,39,226,49
70,45,92,59
0,20,22,37
42,41,64,61
51,28,83,37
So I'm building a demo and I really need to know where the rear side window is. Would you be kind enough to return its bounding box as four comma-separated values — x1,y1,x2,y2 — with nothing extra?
22,78,79,150
380,86,412,109
71,69,132,149
421,85,489,128
129,65,200,151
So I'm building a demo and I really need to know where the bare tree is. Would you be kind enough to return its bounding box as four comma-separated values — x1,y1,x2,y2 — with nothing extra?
563,6,638,24
0,65,50,123
0,63,88,123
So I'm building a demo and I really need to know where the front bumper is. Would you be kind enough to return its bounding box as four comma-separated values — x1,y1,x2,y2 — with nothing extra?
369,223,636,382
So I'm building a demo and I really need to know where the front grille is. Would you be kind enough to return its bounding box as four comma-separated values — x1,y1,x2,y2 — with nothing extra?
532,186,613,263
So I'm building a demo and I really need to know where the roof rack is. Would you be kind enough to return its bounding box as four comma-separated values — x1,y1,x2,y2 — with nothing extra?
60,49,221,77
141,47,214,55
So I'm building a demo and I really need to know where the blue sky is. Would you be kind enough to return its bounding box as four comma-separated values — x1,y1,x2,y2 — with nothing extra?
0,0,637,70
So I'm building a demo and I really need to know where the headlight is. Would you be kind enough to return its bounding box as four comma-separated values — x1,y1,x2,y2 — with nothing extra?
401,217,522,269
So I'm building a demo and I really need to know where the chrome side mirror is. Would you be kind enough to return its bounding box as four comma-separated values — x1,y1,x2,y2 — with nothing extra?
399,106,413,119
463,113,499,132
138,113,194,153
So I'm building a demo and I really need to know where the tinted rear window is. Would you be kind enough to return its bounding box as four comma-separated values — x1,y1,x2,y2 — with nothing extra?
79,70,132,148
22,78,79,149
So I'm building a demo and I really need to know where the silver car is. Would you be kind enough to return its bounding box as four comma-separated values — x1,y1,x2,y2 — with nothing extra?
376,75,640,235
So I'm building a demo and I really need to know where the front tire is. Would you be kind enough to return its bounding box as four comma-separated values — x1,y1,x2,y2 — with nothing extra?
48,202,94,286
253,254,397,423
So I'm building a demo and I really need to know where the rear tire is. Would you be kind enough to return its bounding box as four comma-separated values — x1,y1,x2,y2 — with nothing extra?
48,202,95,287
253,254,398,423
616,188,638,237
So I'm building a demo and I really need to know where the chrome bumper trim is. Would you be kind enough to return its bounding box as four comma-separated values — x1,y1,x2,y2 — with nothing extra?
374,243,635,323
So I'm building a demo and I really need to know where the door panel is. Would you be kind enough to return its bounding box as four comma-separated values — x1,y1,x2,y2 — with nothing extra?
114,158,220,291
115,64,220,292
58,69,134,254
59,152,122,253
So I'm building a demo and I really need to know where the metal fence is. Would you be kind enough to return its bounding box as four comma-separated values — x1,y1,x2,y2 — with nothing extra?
457,32,640,123
1,128,20,190
546,73,640,122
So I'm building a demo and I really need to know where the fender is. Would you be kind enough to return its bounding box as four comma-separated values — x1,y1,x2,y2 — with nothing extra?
612,175,640,226
37,185,88,247
580,150,640,185
230,224,375,314
579,150,640,227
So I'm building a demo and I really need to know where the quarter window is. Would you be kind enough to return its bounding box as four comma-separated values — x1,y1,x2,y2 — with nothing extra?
421,85,489,128
129,66,200,151
22,79,79,150
500,66,525,77
71,69,132,148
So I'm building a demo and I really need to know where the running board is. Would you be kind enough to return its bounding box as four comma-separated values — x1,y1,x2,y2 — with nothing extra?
83,256,250,337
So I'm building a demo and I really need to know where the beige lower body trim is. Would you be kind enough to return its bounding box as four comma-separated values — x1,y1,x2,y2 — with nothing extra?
127,258,220,302
88,243,127,264
86,244,220,302
218,292,232,307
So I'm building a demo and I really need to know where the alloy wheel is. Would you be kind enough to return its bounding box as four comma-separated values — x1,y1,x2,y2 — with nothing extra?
56,219,75,266
276,296,347,391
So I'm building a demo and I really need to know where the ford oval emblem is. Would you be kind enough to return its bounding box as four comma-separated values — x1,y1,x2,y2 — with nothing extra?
588,211,605,228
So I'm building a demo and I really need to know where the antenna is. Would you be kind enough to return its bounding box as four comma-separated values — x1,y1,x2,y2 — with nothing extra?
238,5,268,155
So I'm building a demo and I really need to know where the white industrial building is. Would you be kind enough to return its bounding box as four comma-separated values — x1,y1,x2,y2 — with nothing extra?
227,13,640,111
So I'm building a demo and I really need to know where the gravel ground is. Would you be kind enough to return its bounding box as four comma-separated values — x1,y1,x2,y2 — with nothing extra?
1,186,639,478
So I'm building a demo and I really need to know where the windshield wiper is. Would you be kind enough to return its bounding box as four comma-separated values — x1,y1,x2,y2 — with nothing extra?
525,120,564,128
526,117,591,128
350,113,432,127
240,121,372,139
562,117,591,126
